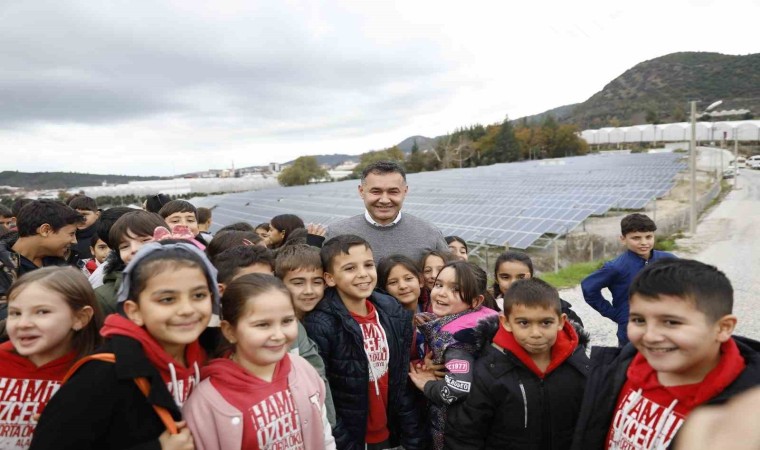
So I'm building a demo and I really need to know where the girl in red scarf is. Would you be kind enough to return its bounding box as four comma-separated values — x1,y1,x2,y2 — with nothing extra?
30,240,219,450
1,267,102,450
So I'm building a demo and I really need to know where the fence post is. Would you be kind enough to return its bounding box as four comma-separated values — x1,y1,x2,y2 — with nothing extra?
589,240,594,262
554,240,559,273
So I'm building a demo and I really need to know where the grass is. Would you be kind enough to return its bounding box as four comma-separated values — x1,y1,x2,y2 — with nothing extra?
540,261,603,289
654,238,677,251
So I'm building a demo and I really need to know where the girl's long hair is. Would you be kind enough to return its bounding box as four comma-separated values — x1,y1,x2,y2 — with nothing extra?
7,266,103,360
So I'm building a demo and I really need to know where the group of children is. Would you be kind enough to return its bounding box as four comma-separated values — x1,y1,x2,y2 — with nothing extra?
0,195,757,450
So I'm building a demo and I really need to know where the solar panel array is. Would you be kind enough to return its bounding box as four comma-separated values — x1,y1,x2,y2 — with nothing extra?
195,152,686,249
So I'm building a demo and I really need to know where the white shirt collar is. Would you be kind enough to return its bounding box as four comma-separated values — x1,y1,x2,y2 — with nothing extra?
364,209,402,227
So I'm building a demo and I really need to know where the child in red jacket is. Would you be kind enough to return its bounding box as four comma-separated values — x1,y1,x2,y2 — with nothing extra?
1,267,101,450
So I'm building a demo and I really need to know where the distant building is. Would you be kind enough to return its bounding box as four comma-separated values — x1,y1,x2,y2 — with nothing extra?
269,162,282,173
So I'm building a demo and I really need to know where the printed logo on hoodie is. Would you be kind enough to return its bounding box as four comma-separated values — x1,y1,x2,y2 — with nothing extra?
607,388,685,450
0,378,62,449
249,389,304,450
360,322,389,381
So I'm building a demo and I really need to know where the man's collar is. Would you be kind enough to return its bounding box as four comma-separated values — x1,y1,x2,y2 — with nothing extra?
364,210,402,227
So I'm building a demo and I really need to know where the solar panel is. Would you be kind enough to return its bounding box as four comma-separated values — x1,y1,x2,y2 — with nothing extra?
194,153,686,249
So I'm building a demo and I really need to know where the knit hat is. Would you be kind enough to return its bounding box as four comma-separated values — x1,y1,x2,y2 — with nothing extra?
116,241,220,314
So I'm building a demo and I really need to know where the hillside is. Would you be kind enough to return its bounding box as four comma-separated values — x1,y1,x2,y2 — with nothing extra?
396,135,438,152
0,171,163,190
283,52,760,168
558,52,760,128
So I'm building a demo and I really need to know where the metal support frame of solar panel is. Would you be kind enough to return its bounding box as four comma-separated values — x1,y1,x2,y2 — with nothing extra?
197,153,686,250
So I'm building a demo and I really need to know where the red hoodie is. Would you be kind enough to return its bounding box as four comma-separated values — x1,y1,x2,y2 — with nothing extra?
350,300,390,445
100,314,206,407
492,320,579,379
606,338,746,450
202,355,305,450
0,341,76,450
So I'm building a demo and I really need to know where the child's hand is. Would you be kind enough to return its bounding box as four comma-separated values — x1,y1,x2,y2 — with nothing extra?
409,362,437,391
414,314,433,326
159,421,195,450
422,351,446,379
307,223,327,237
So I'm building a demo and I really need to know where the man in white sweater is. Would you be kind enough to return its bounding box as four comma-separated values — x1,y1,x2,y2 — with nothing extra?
325,161,449,264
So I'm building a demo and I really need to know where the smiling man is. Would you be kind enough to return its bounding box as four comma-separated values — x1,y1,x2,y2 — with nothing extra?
325,161,448,264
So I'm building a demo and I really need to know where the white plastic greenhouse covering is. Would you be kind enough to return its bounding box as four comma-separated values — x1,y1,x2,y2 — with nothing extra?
581,120,760,145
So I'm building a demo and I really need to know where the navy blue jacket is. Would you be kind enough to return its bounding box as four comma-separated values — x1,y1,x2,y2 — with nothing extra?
303,287,426,450
581,249,676,344
570,336,760,450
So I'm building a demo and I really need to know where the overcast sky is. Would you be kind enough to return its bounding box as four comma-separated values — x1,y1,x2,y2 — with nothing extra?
1,0,758,176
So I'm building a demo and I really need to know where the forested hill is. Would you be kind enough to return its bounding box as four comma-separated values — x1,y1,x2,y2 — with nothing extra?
554,51,760,128
0,171,163,190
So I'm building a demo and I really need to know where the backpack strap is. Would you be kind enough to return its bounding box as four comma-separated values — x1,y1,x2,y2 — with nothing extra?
64,353,179,435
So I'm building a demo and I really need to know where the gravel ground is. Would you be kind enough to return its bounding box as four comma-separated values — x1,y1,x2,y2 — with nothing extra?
560,168,760,349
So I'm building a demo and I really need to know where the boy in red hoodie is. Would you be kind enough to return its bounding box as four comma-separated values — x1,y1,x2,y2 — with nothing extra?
571,258,760,450
444,278,590,450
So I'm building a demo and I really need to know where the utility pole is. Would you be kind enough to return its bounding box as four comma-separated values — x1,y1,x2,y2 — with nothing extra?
689,101,697,234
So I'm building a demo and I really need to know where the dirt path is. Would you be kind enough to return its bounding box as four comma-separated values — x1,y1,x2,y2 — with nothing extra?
561,168,760,346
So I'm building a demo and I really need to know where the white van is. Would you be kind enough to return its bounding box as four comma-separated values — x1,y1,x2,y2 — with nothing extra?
748,155,760,169
732,157,747,169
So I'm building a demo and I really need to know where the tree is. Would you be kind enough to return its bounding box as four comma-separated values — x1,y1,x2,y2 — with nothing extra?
278,156,329,187
351,147,405,178
492,117,520,163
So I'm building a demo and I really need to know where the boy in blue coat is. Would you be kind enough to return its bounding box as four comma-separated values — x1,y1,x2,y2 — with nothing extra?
581,213,675,345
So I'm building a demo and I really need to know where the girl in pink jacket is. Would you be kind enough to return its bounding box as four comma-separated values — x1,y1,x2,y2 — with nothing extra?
183,273,335,450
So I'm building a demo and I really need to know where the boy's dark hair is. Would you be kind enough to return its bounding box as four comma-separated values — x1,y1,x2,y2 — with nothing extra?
255,223,271,232
96,207,134,249
361,160,406,183
158,200,197,219
206,230,261,261
438,261,489,307
145,194,171,213
90,233,103,248
502,278,562,317
321,234,372,273
108,211,166,250
213,245,275,285
16,200,84,237
493,251,535,297
197,207,212,224
217,222,256,234
0,205,12,218
11,198,33,217
68,195,98,212
275,244,322,279
629,258,731,322
377,254,421,291
621,213,656,236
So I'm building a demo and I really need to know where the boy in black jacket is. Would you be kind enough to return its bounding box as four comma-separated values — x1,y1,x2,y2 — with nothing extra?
445,278,590,450
303,234,425,450
571,259,760,450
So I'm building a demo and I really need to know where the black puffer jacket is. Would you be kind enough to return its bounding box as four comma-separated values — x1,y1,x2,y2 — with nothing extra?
445,323,591,450
570,335,760,450
30,336,181,450
303,288,426,450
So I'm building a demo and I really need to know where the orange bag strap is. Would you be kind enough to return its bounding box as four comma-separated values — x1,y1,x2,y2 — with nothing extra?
63,353,179,435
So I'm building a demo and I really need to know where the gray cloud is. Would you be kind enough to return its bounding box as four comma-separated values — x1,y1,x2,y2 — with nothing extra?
0,1,456,136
